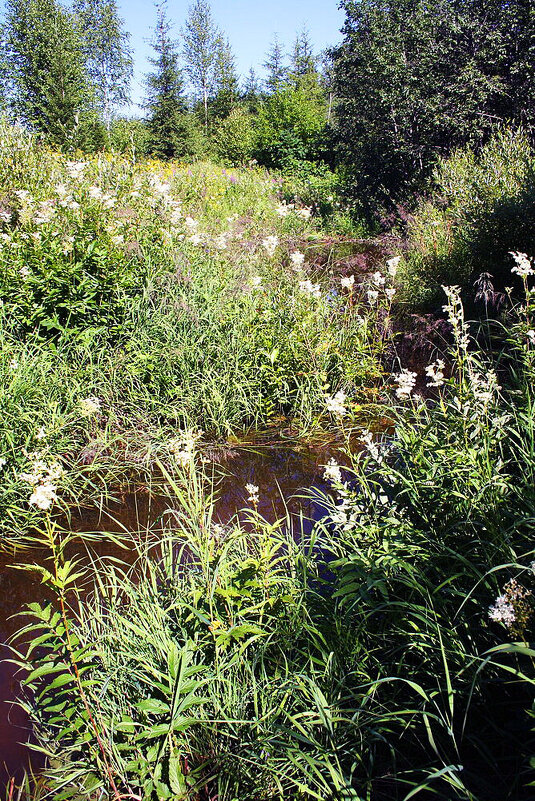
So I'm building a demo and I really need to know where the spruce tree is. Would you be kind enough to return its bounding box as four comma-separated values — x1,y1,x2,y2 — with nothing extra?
145,1,188,159
212,35,239,119
72,0,133,130
2,0,94,148
263,35,287,93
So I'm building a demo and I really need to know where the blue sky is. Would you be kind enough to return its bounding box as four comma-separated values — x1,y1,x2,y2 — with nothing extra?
116,0,345,113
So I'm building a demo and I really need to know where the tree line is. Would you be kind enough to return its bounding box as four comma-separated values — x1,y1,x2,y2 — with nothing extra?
0,0,330,169
1,0,534,213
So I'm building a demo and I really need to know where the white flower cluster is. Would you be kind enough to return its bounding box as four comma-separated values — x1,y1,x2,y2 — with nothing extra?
394,369,417,400
20,454,63,511
470,370,501,406
360,429,381,462
79,396,101,417
488,594,516,627
323,458,342,484
245,483,259,504
169,429,199,468
387,256,401,277
33,200,56,226
299,279,321,299
325,390,347,418
66,160,86,180
262,235,279,257
340,275,355,291
425,359,446,388
510,251,535,278
290,250,306,272
442,285,469,352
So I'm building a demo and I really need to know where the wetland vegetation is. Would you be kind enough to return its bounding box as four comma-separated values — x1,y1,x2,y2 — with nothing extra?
0,0,534,798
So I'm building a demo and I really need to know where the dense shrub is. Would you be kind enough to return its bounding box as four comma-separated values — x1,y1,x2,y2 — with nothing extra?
398,128,535,309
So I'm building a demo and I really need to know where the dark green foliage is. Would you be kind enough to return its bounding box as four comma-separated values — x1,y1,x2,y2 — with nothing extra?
145,2,190,160
109,116,150,157
214,107,255,164
211,36,239,120
399,127,535,308
263,35,288,94
253,87,328,170
2,219,147,340
2,0,96,148
332,0,535,211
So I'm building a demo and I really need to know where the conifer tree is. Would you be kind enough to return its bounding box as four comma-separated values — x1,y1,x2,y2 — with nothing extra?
72,0,133,129
290,27,316,84
145,1,188,159
263,35,287,93
212,35,239,119
3,0,94,148
243,66,261,112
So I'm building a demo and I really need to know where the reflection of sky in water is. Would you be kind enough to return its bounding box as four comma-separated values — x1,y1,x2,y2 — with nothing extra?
0,443,344,785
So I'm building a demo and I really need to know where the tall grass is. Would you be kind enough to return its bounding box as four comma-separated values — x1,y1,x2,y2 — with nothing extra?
11,283,535,799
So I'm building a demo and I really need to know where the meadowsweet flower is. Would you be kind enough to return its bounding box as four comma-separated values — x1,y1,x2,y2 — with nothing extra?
275,202,293,217
29,482,57,510
442,285,469,351
0,210,12,224
290,250,305,271
189,233,202,245
325,390,347,418
79,396,101,416
385,287,396,300
111,234,124,246
33,201,55,225
299,279,321,299
394,369,417,400
371,271,385,287
488,594,516,627
170,208,182,225
213,233,228,250
36,426,46,440
323,458,342,484
510,251,535,277
296,207,312,219
367,290,379,303
387,256,401,277
471,370,501,405
251,276,264,290
262,235,279,257
19,265,30,279
66,160,86,179
88,186,103,200
102,194,116,210
185,217,198,231
527,330,535,345
0,457,6,469
340,275,355,290
246,483,259,504
360,429,381,461
9,358,18,370
425,359,446,387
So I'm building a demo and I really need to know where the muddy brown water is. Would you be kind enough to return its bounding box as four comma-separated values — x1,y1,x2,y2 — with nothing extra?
0,442,344,788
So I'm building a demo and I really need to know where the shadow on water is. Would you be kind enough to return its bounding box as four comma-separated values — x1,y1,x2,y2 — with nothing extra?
0,441,343,789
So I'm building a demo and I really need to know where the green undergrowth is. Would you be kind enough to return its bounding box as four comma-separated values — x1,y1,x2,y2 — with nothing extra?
0,121,394,546
10,285,535,800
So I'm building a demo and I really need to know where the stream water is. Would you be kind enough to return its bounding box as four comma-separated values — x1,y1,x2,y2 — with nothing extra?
0,441,343,788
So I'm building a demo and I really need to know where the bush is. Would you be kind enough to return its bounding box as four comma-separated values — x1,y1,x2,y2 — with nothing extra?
213,107,255,165
398,127,535,309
